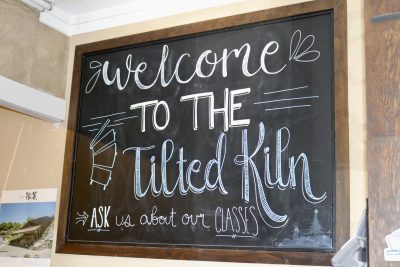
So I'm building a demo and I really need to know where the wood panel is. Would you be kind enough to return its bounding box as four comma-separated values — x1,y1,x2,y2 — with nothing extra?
365,0,400,266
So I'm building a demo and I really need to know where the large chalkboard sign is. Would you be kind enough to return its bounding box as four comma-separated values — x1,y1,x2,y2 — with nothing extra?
57,0,349,265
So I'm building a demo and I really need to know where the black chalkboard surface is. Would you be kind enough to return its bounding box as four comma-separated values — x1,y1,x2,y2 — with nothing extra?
69,11,334,250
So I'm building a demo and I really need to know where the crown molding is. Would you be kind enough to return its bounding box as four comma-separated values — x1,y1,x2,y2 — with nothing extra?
39,0,244,36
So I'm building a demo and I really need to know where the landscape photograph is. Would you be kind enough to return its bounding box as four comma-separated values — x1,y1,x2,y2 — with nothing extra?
0,202,55,259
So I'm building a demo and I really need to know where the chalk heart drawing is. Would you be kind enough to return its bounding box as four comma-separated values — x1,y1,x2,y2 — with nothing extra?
89,119,118,190
289,30,321,62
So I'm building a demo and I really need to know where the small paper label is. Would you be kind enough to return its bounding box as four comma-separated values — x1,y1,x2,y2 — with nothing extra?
1,188,57,203
385,229,400,261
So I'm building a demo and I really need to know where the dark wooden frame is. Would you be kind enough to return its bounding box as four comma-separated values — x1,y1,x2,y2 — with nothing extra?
56,0,349,264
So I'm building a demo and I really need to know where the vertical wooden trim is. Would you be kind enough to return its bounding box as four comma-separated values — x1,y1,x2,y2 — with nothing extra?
365,1,400,266
333,0,350,251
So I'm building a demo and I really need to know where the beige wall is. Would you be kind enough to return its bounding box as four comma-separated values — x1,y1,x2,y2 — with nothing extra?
0,0,366,266
0,0,68,98
0,107,65,190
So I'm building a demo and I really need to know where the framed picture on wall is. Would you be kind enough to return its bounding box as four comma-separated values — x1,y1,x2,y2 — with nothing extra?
57,0,349,264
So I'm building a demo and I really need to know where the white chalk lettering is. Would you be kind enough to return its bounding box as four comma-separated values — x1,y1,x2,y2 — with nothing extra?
89,206,111,232
84,32,298,93
123,133,228,199
180,88,251,131
130,100,170,132
234,122,327,228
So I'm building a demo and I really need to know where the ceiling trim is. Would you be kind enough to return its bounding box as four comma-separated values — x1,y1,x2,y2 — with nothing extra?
39,0,244,36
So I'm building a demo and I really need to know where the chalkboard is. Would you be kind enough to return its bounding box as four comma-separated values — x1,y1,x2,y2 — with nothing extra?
57,1,349,264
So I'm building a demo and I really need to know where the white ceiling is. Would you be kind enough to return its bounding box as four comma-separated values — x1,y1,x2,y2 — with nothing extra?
53,0,140,15
33,0,244,36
